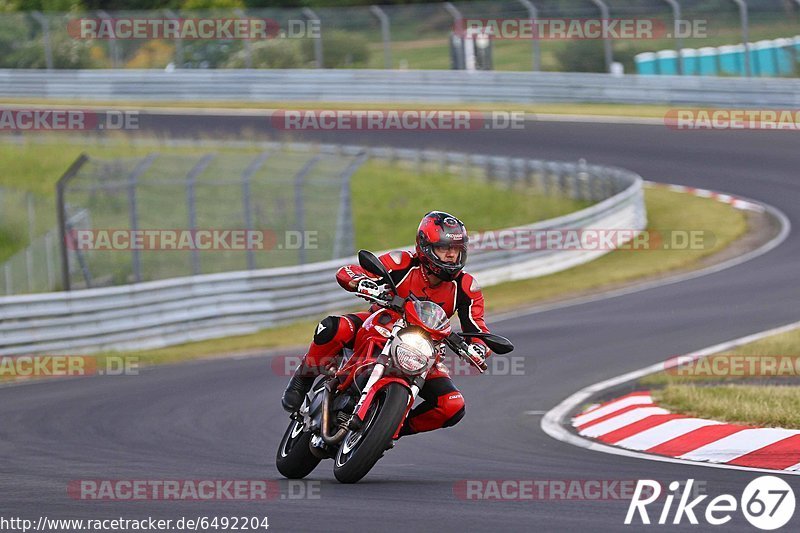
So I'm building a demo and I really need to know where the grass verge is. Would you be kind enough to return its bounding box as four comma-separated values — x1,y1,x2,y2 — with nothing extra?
84,184,748,366
647,326,800,428
481,186,746,311
0,99,677,118
0,137,586,268
655,384,800,430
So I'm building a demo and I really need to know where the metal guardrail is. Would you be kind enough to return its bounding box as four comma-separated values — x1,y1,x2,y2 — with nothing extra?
0,144,646,355
1,69,799,107
0,143,645,356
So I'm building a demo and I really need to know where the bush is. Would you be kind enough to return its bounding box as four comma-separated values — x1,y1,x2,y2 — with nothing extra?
5,31,95,69
555,39,607,73
555,39,640,74
300,29,369,68
224,39,304,68
126,40,175,69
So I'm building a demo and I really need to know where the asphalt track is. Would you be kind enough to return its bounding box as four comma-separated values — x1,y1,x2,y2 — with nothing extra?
1,115,799,532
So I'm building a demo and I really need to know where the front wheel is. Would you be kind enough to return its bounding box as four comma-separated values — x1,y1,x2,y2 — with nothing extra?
276,419,321,479
333,383,410,484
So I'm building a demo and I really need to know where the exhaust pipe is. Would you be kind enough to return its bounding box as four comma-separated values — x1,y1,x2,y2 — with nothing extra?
321,384,349,445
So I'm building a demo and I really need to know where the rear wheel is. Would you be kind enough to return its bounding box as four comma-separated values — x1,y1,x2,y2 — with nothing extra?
333,383,410,484
276,419,321,479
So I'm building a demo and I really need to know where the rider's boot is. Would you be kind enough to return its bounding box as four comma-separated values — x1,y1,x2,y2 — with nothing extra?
281,363,318,412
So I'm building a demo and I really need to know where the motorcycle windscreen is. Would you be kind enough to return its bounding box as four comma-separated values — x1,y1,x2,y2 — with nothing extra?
406,300,450,334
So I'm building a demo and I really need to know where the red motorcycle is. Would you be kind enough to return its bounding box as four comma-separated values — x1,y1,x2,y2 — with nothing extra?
276,250,514,483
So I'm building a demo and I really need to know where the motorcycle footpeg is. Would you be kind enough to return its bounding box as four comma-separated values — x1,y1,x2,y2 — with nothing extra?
348,416,363,431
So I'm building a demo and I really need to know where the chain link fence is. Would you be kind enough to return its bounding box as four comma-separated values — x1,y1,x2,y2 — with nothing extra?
50,148,362,292
1,141,642,296
0,187,66,295
0,0,797,75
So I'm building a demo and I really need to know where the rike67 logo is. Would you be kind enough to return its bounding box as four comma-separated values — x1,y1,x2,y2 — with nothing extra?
625,477,795,530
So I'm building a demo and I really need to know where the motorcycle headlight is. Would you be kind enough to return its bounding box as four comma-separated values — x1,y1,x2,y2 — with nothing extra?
390,329,435,375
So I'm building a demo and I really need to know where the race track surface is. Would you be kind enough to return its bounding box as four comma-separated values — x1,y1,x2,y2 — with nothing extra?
2,116,798,531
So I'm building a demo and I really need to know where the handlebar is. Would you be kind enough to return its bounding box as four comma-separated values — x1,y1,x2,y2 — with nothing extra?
354,281,489,373
444,332,488,372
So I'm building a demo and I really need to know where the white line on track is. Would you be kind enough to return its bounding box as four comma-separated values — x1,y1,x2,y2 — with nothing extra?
490,197,790,324
542,317,800,475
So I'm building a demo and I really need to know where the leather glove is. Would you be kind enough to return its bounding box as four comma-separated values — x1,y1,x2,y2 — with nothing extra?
356,278,391,301
466,343,488,371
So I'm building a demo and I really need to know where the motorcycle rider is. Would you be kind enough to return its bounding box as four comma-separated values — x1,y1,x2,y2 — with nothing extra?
281,211,491,437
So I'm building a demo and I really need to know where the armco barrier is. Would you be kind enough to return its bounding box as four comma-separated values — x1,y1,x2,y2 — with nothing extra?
1,69,799,107
0,143,646,356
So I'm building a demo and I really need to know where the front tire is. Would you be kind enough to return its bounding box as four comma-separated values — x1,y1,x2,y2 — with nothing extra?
276,419,321,479
333,383,410,484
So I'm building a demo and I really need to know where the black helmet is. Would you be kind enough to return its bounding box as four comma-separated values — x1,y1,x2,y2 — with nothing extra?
415,211,468,281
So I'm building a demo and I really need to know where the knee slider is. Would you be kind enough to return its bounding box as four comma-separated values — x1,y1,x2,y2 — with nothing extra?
313,316,340,345
441,393,465,428
442,405,466,428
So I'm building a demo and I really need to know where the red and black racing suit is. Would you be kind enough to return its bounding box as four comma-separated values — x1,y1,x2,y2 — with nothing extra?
299,250,491,436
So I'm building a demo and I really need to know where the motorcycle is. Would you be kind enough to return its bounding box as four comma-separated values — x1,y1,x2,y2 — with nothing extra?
276,249,514,483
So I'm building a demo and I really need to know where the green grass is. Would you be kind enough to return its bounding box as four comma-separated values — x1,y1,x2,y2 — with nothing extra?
363,18,800,74
643,325,800,386
80,184,748,366
0,138,752,374
481,186,747,311
654,384,800,429
645,323,800,429
0,138,589,283
0,139,266,196
352,160,589,251
0,99,698,119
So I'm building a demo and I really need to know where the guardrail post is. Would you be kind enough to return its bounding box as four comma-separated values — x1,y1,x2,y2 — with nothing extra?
45,232,55,291
302,8,323,68
443,2,463,29
31,12,53,71
333,152,368,259
370,5,392,69
443,1,466,70
98,11,121,68
659,0,683,74
25,193,35,291
589,0,614,73
439,150,448,175
164,10,184,68
4,263,10,295
56,154,89,292
731,0,751,76
414,149,422,175
241,151,271,270
293,155,322,265
235,8,253,69
185,154,215,276
126,154,157,284
517,0,541,71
